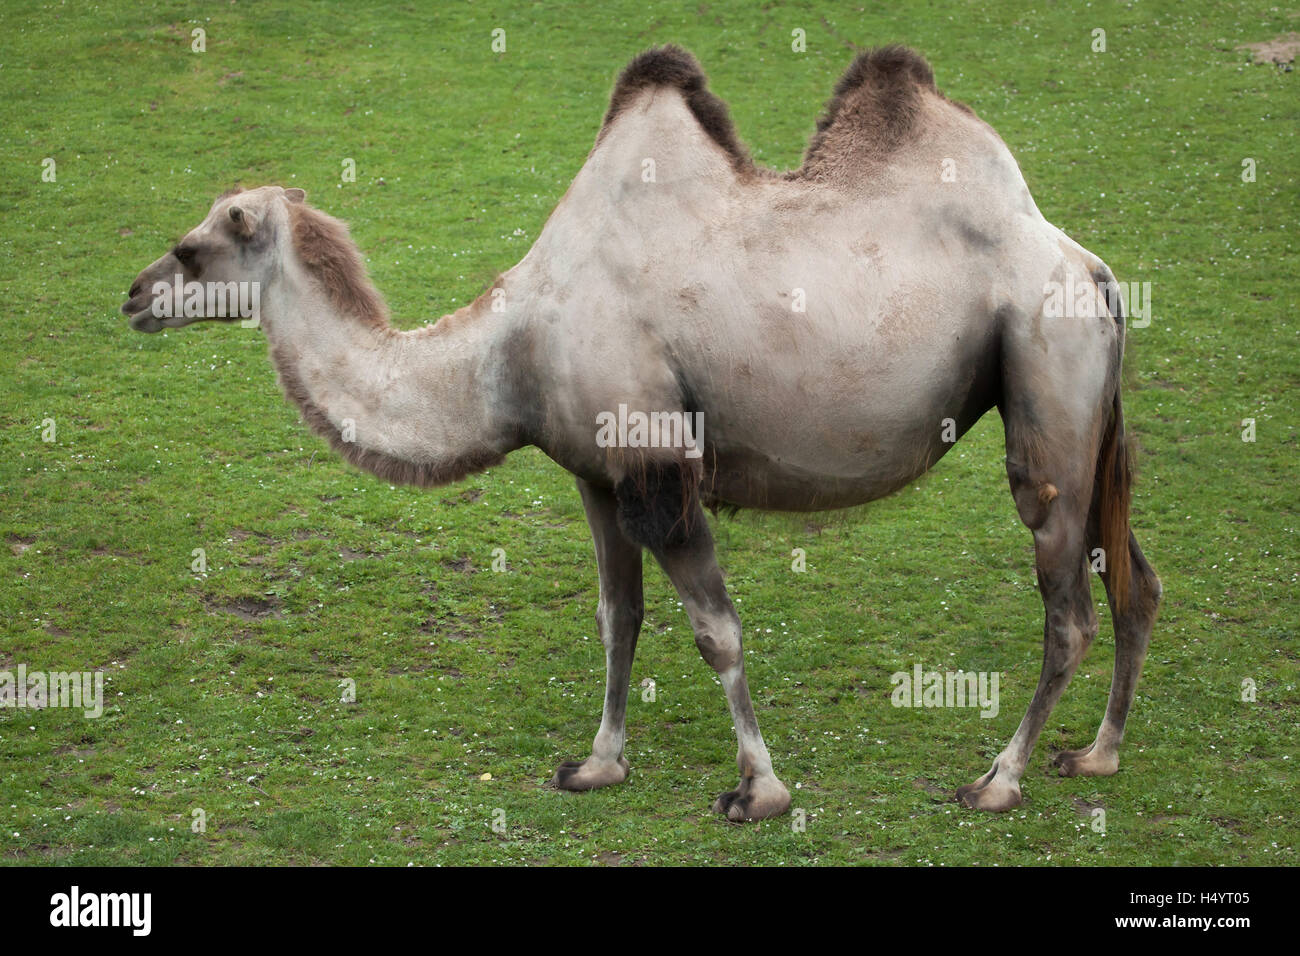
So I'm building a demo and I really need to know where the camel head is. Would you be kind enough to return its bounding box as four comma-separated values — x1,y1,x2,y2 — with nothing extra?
121,185,306,333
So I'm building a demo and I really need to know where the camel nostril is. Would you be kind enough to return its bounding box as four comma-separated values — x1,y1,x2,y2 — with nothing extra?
128,281,142,298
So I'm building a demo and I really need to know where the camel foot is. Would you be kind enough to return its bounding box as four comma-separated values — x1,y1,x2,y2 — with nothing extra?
1053,743,1119,777
549,755,629,791
712,774,791,822
956,760,1023,812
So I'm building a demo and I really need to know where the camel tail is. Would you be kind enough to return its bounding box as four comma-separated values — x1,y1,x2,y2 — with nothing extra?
1094,266,1132,613
1097,389,1132,613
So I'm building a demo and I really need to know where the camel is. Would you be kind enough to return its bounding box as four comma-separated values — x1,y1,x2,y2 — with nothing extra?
121,45,1162,821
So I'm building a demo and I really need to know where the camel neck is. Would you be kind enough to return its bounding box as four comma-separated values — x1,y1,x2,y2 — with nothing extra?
256,270,524,486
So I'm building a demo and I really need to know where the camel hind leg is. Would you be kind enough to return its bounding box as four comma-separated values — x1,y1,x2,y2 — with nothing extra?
1053,528,1162,777
959,282,1118,811
957,454,1099,811
1047,262,1163,778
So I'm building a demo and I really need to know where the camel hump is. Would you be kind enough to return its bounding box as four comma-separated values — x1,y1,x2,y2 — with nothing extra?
601,45,753,173
802,45,969,173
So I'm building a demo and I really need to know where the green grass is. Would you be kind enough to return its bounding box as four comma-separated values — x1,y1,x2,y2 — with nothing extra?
0,0,1296,866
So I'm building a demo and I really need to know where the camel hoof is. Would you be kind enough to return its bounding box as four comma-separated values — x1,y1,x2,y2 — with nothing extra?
956,762,1023,812
711,775,791,822
549,756,629,792
1053,744,1119,778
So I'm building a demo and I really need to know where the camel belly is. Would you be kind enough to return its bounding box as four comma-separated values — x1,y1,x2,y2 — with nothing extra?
700,409,973,512
680,315,1000,513
702,449,921,511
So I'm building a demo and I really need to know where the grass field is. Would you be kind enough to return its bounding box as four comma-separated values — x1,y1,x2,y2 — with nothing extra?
1,0,1296,866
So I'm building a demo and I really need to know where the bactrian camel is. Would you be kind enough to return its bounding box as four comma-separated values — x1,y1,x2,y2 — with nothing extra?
122,45,1162,821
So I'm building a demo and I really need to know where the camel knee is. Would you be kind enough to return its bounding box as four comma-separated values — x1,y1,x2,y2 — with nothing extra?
596,595,643,647
691,611,742,673
1114,539,1162,643
1115,566,1160,652
1131,553,1163,617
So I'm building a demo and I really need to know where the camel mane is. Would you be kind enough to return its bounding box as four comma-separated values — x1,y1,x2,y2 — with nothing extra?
254,196,503,486
600,44,969,178
287,202,391,330
213,186,391,330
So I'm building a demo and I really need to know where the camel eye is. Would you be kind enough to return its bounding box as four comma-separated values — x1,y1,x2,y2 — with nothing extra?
172,244,202,277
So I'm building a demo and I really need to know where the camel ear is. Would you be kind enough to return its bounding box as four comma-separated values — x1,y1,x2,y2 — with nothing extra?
228,204,258,238
284,187,307,204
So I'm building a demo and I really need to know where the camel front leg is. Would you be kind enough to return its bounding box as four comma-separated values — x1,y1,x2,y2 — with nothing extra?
551,479,643,791
648,520,790,822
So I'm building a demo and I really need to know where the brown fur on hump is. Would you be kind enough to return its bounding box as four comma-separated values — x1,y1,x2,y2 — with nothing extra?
600,44,754,175
287,202,390,329
601,45,971,181
800,45,969,174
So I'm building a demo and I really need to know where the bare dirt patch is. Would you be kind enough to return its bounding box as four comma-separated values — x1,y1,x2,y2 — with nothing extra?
1238,33,1300,65
1072,796,1105,817
338,546,381,562
204,594,283,621
442,555,474,574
